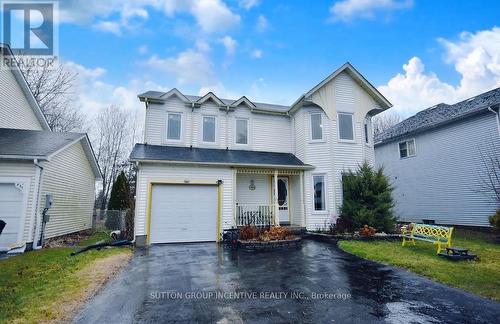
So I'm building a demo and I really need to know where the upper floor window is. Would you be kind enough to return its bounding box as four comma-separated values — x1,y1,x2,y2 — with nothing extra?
338,113,354,141
202,116,216,143
235,119,248,145
310,113,323,141
166,113,182,141
399,139,416,158
313,174,326,212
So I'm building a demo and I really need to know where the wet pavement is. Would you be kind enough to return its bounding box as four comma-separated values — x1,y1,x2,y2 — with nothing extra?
74,240,500,323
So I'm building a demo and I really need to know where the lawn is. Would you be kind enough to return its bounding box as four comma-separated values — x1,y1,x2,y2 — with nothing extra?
338,229,500,301
0,232,132,324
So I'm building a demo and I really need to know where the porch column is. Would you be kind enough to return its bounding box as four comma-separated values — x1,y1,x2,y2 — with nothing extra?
273,170,279,226
300,171,306,227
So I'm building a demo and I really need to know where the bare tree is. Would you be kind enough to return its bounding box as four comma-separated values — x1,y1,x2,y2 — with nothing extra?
373,113,402,136
20,63,85,132
477,139,500,203
92,105,131,211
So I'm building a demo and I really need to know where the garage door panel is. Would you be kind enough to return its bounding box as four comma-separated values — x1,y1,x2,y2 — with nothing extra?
150,184,218,243
0,183,24,250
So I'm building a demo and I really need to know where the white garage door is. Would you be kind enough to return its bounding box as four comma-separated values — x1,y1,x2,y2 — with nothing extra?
0,183,24,251
150,184,218,243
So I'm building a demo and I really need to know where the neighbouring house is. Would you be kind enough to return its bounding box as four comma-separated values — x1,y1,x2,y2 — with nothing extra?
375,87,500,227
130,63,392,245
0,43,101,253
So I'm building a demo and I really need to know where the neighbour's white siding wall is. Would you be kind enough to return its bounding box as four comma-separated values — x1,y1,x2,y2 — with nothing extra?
375,112,500,227
40,141,96,238
290,175,302,225
135,163,234,237
144,97,293,152
0,162,36,243
0,65,43,130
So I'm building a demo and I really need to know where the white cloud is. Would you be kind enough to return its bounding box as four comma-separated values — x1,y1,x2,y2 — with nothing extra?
138,45,149,54
330,0,413,22
256,15,268,33
219,36,237,55
92,21,122,35
239,0,261,10
144,48,214,85
378,27,500,117
251,49,263,59
59,0,240,34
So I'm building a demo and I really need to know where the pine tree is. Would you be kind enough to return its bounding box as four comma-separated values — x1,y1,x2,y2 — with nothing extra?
108,171,130,210
106,171,130,230
339,162,396,232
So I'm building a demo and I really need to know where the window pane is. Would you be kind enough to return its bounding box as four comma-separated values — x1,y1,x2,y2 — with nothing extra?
339,113,354,140
203,117,216,142
364,123,369,143
399,142,408,158
408,140,416,156
167,114,181,140
311,113,322,140
313,175,325,211
236,119,248,144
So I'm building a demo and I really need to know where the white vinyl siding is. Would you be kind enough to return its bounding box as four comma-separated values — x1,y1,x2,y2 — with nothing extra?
236,174,270,205
0,66,43,130
375,112,499,227
39,141,96,239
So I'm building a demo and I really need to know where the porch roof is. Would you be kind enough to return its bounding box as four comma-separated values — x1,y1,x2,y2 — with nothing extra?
130,144,313,169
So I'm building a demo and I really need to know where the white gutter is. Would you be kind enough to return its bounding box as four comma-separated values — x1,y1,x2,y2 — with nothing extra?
31,159,44,250
488,106,500,137
129,159,315,170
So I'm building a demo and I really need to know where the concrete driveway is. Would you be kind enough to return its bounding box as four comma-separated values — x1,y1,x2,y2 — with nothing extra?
74,240,500,323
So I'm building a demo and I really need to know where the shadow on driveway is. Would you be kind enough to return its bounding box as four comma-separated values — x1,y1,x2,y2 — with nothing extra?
74,240,500,323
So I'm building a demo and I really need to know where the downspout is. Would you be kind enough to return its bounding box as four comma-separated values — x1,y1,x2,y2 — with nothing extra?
488,106,500,137
31,159,44,250
191,102,195,148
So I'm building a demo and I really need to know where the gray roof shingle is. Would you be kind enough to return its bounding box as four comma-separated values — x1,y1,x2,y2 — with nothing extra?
138,91,290,113
130,144,312,169
0,128,84,159
375,87,500,145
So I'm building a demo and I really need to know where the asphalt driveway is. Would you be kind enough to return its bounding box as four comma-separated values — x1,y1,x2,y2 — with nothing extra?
74,240,500,323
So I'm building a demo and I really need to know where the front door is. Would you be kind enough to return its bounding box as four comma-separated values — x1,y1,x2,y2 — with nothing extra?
277,177,289,224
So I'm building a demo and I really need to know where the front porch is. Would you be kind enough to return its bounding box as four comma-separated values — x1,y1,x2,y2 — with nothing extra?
234,168,306,228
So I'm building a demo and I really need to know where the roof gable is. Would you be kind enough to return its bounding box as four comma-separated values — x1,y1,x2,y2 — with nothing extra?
231,96,257,109
196,92,225,106
0,43,50,130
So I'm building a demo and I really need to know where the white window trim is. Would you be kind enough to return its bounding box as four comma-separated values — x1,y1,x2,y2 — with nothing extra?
311,174,327,213
398,138,417,159
309,112,324,143
201,115,217,144
338,112,356,143
165,112,183,143
234,118,250,146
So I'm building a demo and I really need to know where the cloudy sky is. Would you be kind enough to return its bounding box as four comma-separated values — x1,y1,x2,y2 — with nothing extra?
27,0,500,118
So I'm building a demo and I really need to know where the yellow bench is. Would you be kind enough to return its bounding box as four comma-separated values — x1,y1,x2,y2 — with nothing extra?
401,223,453,254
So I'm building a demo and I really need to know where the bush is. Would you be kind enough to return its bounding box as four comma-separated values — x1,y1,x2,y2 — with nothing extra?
489,209,500,234
239,225,260,240
260,227,293,241
359,225,376,236
339,162,396,233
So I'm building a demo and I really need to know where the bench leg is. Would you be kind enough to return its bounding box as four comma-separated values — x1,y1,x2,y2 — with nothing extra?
411,238,415,246
402,236,406,247
436,241,442,254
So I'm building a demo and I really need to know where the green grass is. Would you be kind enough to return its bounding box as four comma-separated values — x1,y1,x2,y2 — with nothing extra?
0,232,131,324
338,229,500,301
77,231,111,246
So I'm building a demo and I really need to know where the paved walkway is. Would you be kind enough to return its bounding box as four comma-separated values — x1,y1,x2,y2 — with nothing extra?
74,240,500,323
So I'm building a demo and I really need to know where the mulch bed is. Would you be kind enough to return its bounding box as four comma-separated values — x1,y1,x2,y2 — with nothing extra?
44,230,98,248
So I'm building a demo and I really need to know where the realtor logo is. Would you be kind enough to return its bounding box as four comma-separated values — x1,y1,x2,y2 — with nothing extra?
1,1,58,56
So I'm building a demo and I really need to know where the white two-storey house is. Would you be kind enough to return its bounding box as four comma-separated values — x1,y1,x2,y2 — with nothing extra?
131,63,392,245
